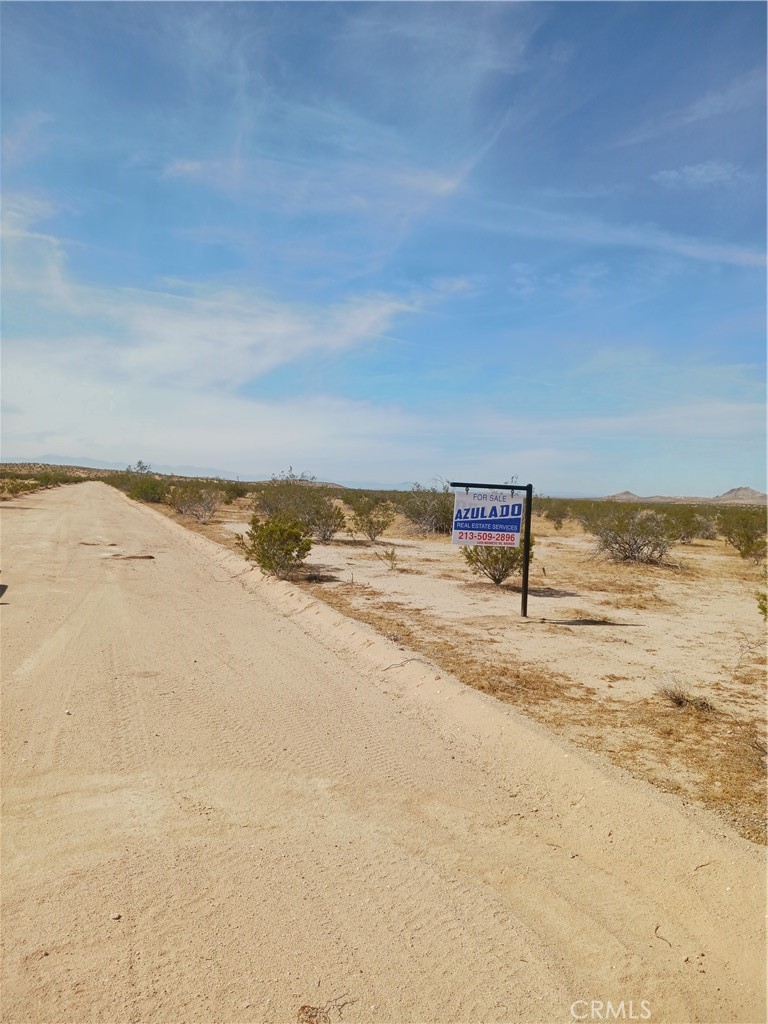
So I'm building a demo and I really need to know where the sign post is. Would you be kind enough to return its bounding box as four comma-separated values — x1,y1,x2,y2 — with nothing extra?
449,481,534,617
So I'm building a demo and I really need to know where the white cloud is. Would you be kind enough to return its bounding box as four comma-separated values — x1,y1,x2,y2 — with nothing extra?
617,68,765,147
2,195,419,389
651,161,750,189
6,337,763,486
3,350,427,478
162,153,464,217
461,200,765,268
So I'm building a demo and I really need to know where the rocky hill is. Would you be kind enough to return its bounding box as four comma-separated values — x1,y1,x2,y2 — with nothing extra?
604,486,766,505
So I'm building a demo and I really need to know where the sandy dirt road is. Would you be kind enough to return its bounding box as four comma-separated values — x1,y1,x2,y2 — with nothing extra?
1,483,765,1024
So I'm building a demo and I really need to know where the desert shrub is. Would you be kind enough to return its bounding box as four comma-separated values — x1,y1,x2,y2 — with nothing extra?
308,501,344,542
537,498,571,531
220,481,250,504
35,471,63,489
340,487,403,512
576,505,676,564
0,478,38,498
167,485,223,523
662,505,718,544
165,486,189,513
252,468,316,519
252,468,344,542
399,480,454,535
374,546,399,571
125,459,153,475
462,538,534,586
239,515,312,578
350,499,396,541
717,507,767,563
757,589,767,621
127,476,167,503
691,508,719,541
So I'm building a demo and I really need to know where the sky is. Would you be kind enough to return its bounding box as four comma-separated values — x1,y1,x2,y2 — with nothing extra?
1,1,766,494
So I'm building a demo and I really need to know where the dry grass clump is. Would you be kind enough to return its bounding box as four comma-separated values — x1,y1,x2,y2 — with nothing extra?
598,588,674,612
656,684,716,714
605,697,766,844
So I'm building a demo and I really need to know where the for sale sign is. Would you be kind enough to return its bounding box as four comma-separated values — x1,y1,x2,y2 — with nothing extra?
452,487,524,547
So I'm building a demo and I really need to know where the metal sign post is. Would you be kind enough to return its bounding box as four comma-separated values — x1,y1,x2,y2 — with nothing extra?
449,481,534,617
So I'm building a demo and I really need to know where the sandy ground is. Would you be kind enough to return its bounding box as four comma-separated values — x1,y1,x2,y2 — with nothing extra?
219,507,767,843
1,482,765,1024
223,518,764,705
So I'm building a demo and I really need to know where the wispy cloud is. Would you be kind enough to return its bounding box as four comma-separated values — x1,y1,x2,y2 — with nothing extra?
651,160,751,189
163,154,463,209
616,68,765,147
2,194,420,388
2,3,764,493
462,200,765,268
1,112,52,168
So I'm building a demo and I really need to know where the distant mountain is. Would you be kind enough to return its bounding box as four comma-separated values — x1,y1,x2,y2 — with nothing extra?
712,487,767,504
606,491,642,501
604,487,766,505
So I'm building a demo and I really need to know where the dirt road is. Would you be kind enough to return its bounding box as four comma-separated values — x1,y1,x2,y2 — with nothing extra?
2,483,764,1024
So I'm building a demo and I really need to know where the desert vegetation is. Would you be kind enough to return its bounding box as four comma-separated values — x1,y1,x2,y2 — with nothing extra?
717,506,767,562
536,497,765,566
238,514,312,578
251,469,345,542
348,498,396,541
398,480,455,535
4,463,765,840
461,538,534,585
0,466,87,498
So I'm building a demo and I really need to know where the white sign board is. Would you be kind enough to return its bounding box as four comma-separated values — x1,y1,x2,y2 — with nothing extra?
452,488,524,547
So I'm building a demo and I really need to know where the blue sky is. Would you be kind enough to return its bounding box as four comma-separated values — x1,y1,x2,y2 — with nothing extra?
2,2,765,494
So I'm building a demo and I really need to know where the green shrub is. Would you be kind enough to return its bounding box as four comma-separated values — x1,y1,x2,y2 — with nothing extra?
310,502,346,542
538,498,571,531
717,507,767,563
350,499,396,541
0,478,40,498
661,505,718,544
220,481,250,504
252,468,344,541
126,460,152,475
399,480,454,535
757,589,767,621
338,487,402,512
374,546,399,571
462,539,533,586
576,504,676,564
239,515,312,578
167,485,223,522
127,476,167,503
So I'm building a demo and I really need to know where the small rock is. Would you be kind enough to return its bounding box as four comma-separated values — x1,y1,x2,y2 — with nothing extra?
110,913,122,921
65,710,72,715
